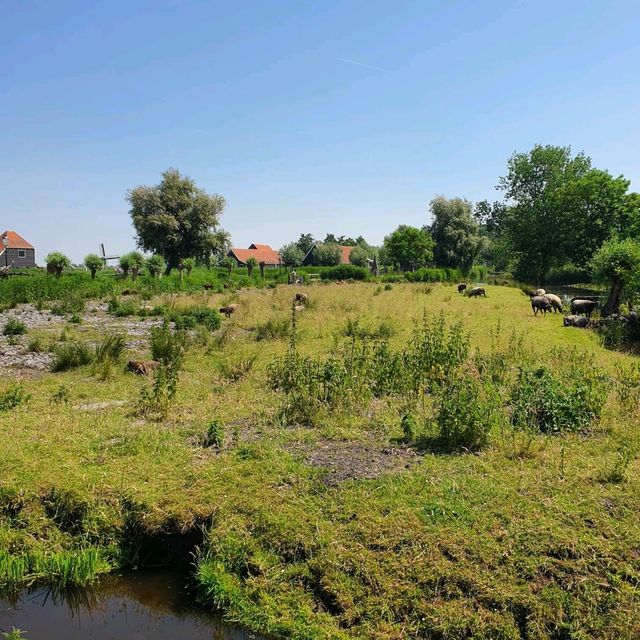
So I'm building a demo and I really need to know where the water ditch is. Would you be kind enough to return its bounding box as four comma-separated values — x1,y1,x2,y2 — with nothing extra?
0,568,262,640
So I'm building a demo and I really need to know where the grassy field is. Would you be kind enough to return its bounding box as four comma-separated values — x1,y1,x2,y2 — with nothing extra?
1,282,639,639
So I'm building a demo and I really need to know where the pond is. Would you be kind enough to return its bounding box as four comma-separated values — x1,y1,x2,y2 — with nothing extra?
0,570,262,640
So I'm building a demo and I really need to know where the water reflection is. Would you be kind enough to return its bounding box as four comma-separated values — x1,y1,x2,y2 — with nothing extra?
0,570,261,640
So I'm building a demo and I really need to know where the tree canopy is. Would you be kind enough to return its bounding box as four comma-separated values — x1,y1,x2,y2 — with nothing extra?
429,196,480,272
313,243,341,266
280,242,304,267
128,169,227,274
382,225,434,271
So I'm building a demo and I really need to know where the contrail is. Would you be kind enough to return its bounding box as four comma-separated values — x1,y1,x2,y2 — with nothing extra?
336,57,389,73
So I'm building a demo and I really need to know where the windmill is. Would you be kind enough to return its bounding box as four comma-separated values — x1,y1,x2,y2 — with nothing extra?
99,243,120,265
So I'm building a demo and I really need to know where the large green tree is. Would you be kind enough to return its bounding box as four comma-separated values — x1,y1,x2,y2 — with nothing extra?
382,225,434,271
313,243,341,266
280,242,304,267
497,144,592,283
296,234,315,255
591,238,640,316
429,196,480,272
128,169,227,274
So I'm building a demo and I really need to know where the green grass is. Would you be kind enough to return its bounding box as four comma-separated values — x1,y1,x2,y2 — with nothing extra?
0,282,639,638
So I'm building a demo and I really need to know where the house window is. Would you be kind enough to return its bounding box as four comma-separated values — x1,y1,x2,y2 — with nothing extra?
18,250,26,258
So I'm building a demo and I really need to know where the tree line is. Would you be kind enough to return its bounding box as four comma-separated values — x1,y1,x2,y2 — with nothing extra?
43,145,640,314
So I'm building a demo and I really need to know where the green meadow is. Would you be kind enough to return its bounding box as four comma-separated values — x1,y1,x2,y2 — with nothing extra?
1,282,639,639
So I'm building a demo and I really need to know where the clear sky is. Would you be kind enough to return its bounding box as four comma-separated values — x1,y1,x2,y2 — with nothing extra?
1,0,639,262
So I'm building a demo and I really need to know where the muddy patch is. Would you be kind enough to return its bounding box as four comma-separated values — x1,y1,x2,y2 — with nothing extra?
298,439,420,485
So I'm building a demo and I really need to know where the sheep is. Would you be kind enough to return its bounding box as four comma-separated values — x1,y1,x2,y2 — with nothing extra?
467,286,486,298
219,304,238,318
563,315,589,328
294,292,308,305
126,360,160,375
203,283,215,290
543,293,563,313
534,288,546,297
570,299,599,318
531,295,552,315
457,283,467,294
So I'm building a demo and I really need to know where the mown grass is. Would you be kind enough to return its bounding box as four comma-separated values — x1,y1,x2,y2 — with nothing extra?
0,282,639,639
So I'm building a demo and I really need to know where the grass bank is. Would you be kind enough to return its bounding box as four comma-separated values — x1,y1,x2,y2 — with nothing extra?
0,282,638,639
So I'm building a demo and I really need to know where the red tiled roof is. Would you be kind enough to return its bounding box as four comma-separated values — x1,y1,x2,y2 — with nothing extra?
229,244,281,265
1,230,33,250
340,245,354,264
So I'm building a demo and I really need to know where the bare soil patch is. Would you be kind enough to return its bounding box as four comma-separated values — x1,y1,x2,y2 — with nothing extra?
296,438,421,485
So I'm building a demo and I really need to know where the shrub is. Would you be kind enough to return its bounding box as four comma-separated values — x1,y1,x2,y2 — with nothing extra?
401,414,417,442
51,342,93,372
45,252,71,278
320,264,369,281
27,338,43,353
510,365,609,434
427,375,497,452
0,385,29,412
146,254,166,278
170,307,221,331
84,254,104,279
3,318,27,337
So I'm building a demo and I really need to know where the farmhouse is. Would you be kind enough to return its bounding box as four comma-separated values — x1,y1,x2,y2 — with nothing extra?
228,243,281,267
0,230,36,268
302,244,355,266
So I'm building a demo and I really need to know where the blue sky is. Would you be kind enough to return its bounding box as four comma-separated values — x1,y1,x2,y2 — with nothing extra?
1,0,639,262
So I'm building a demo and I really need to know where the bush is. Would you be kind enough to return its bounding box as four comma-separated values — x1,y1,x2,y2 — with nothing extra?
2,318,27,337
320,264,369,281
510,365,608,434
52,342,93,372
170,307,221,331
428,375,497,451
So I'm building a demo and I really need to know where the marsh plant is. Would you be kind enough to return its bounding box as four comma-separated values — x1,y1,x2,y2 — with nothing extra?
51,341,93,372
202,419,225,448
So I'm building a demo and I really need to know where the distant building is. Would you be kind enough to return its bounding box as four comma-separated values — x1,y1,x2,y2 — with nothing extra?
0,230,36,268
227,243,281,267
302,244,354,266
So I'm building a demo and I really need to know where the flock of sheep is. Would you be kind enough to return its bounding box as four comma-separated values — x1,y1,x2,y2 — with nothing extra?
457,283,599,328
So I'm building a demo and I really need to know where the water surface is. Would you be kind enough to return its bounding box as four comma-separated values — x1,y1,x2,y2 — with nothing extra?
0,570,261,640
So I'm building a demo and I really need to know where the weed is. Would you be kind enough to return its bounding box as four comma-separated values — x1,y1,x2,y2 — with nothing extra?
0,385,29,412
401,414,417,442
2,318,27,337
149,321,187,366
51,384,70,405
425,374,498,452
203,419,225,448
2,628,27,639
510,365,609,434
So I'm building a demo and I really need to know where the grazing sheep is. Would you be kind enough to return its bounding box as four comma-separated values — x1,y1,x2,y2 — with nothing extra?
531,295,552,315
534,288,546,297
457,283,467,294
570,299,599,318
563,315,589,328
543,293,563,313
219,304,238,318
126,360,160,375
203,283,214,290
294,305,305,313
294,292,308,304
467,286,486,298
